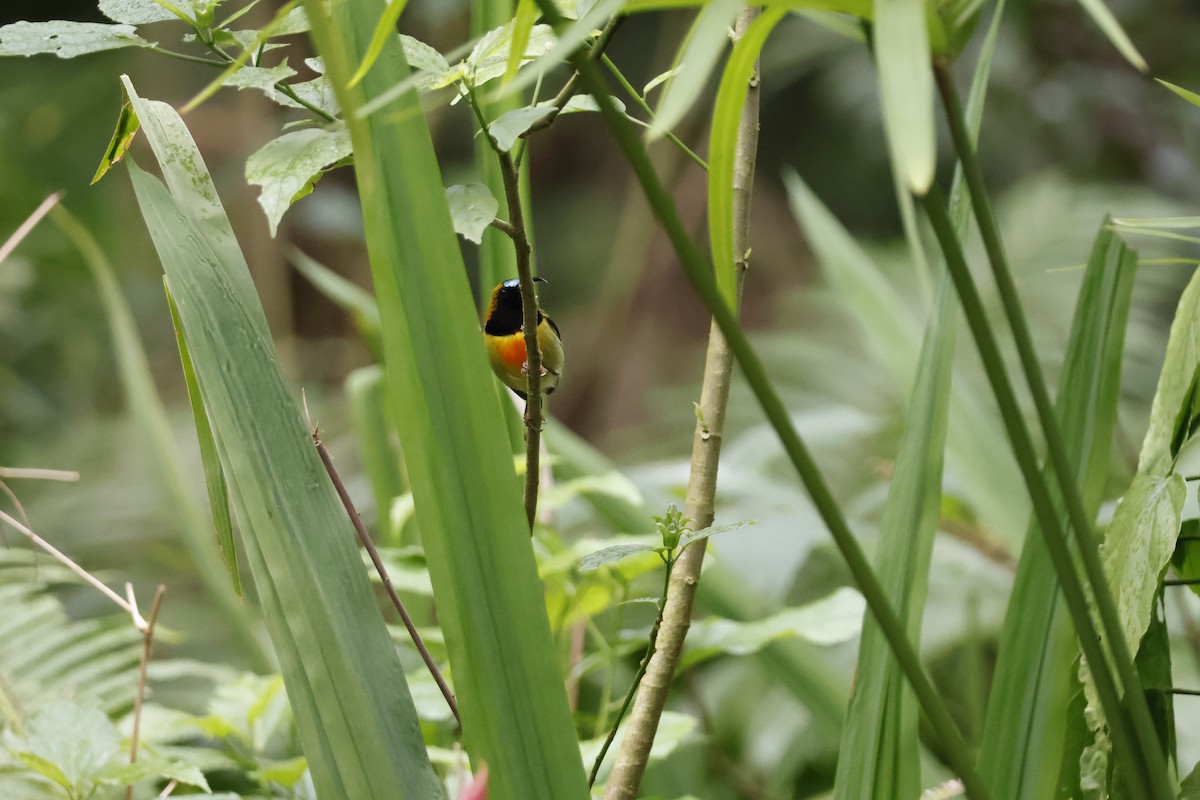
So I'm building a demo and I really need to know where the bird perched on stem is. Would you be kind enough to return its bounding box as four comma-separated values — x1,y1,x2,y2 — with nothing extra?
483,277,564,399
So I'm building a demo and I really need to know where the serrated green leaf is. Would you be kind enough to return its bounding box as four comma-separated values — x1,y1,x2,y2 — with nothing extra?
1138,267,1200,476
92,101,140,185
446,183,501,244
650,0,744,141
707,7,785,308
246,126,352,237
683,587,866,668
578,544,656,572
21,701,120,792
123,73,440,799
347,0,410,88
99,0,183,24
1074,0,1148,72
467,20,557,87
0,21,153,58
165,282,241,599
873,0,935,194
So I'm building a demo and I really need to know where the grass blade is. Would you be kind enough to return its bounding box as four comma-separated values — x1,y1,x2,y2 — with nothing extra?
834,272,956,800
873,0,935,194
1074,0,1147,72
303,1,591,796
978,222,1138,799
164,281,240,598
122,75,440,794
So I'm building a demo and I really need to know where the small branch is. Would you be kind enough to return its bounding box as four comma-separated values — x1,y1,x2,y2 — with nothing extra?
0,467,80,482
0,508,141,622
147,46,226,67
1165,688,1200,696
600,10,758,799
0,192,62,268
488,217,517,239
311,426,461,727
126,584,166,800
599,55,708,172
589,558,671,787
1166,578,1200,586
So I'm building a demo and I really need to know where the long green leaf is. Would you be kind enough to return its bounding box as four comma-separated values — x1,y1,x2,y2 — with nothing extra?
302,2,590,798
51,206,260,657
706,7,785,309
164,282,240,598
1073,0,1147,72
978,222,1138,799
834,272,954,800
122,82,440,797
873,0,935,194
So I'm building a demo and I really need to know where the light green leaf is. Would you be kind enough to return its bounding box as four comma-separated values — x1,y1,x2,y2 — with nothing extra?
446,183,501,244
873,0,935,194
92,101,140,185
0,21,153,58
707,7,786,308
467,20,557,87
223,62,299,100
683,587,866,667
643,65,683,97
246,126,352,237
347,0,410,88
16,752,72,791
271,5,311,35
287,247,382,356
834,274,956,800
504,0,538,83
21,701,120,792
252,756,309,787
540,470,644,512
1156,79,1200,109
1075,0,1148,72
399,33,456,92
1137,267,1200,475
650,0,744,141
557,93,626,114
123,72,440,798
99,0,181,25
487,105,556,150
578,544,657,572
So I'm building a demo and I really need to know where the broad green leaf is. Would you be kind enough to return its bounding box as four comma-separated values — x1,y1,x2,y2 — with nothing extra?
99,0,182,24
578,544,657,572
399,34,457,91
347,0,411,88
1156,79,1200,109
873,0,935,194
834,272,955,800
246,126,352,236
166,283,241,599
707,7,785,308
302,1,592,797
346,365,408,543
1074,0,1148,72
447,183,501,244
0,21,153,58
649,0,744,141
979,222,1138,799
467,20,557,87
223,62,299,98
503,0,538,83
1138,267,1200,476
98,756,211,791
182,1,300,112
487,105,556,150
21,702,120,793
287,247,382,357
92,101,140,185
52,207,258,649
683,587,866,668
123,75,440,799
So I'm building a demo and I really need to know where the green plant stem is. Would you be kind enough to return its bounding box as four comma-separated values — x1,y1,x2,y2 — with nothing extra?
590,558,671,787
934,62,1171,797
125,584,166,800
601,10,755,797
528,2,989,796
920,187,1161,800
599,55,708,172
148,45,227,67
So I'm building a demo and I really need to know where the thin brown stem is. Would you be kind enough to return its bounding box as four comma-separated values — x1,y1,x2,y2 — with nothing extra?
126,584,166,800
489,217,517,239
601,9,760,799
0,192,62,267
311,427,461,727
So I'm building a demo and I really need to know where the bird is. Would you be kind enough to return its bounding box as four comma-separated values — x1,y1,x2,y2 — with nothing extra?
483,277,563,400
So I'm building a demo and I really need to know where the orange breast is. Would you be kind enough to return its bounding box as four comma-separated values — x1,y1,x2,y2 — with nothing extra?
496,333,527,371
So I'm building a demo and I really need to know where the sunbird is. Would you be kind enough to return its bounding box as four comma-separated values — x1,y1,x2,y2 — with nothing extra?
483,277,564,399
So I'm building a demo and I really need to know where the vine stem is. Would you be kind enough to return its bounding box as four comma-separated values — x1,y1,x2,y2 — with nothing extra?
601,8,758,799
589,557,672,787
529,1,992,797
